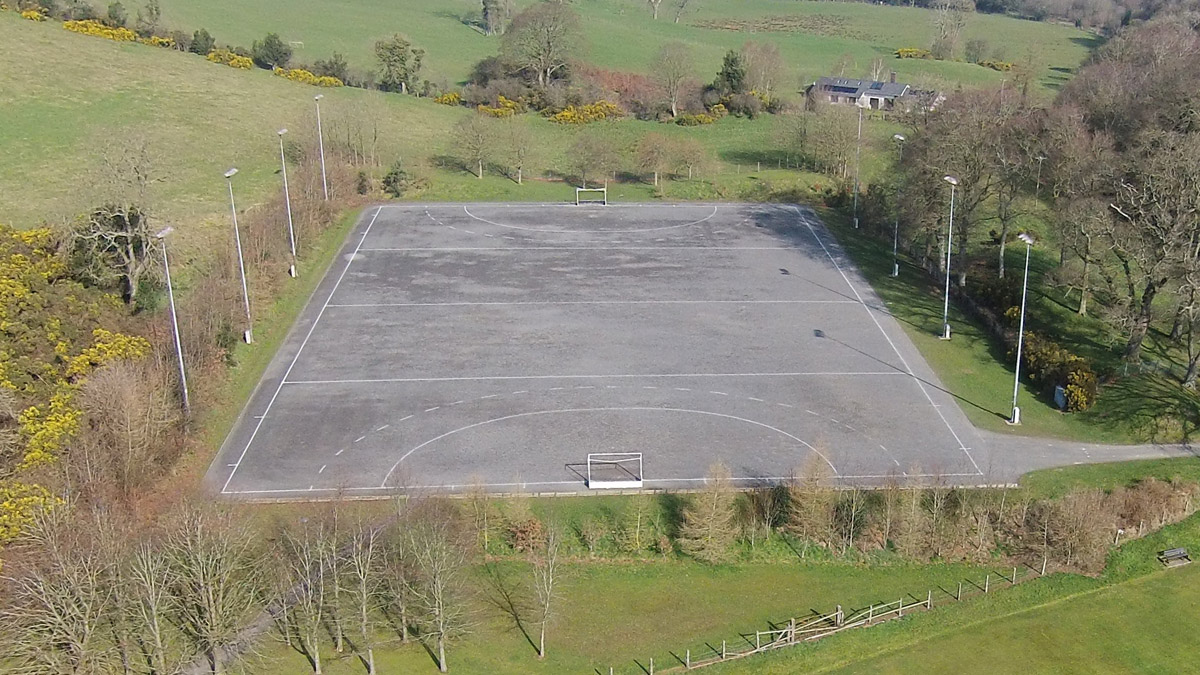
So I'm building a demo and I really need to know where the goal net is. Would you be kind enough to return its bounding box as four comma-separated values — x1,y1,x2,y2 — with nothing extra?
575,187,608,206
586,453,643,489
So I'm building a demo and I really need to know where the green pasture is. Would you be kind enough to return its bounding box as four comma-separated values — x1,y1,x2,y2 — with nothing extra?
152,0,1097,92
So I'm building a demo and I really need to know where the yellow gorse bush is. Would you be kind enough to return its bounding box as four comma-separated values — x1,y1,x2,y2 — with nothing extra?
435,91,462,106
207,48,253,69
20,9,44,20
139,35,175,49
0,482,61,544
548,100,622,124
477,95,523,118
895,47,933,59
63,19,136,42
273,67,344,87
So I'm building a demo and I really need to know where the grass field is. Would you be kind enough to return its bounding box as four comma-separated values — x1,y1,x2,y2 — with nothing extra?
152,0,1098,93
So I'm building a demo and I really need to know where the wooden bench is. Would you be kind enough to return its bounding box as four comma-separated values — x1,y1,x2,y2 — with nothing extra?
1158,547,1192,567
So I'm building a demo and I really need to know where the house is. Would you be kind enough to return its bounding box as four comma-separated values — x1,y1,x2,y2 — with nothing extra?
806,74,911,111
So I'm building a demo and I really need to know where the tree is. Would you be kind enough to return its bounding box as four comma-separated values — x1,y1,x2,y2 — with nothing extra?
482,0,506,35
786,455,836,556
502,2,582,88
376,34,424,94
454,114,496,179
345,518,384,674
636,133,673,186
128,540,176,675
65,134,162,306
808,105,857,179
570,131,620,188
712,49,748,96
673,0,695,24
677,463,738,563
105,1,127,27
741,41,786,103
931,0,972,60
618,494,657,554
134,0,159,35
673,137,711,180
252,32,293,69
501,118,534,184
648,0,664,19
278,524,329,674
166,508,263,674
652,42,692,118
530,525,562,659
190,27,215,55
313,52,350,82
405,503,472,673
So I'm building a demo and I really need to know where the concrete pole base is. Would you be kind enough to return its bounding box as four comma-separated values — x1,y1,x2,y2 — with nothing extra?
244,329,253,344
1007,407,1021,425
940,324,952,340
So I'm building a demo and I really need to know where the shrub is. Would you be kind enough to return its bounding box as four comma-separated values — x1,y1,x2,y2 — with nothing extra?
477,94,523,118
1017,331,1098,412
273,66,343,87
104,1,125,27
189,27,215,55
507,517,545,552
251,31,292,69
138,34,173,48
726,93,762,119
979,59,1015,72
895,47,932,59
63,19,136,41
21,8,45,19
548,100,621,124
675,112,716,126
434,91,462,106
207,48,252,69
381,162,428,198
311,52,350,82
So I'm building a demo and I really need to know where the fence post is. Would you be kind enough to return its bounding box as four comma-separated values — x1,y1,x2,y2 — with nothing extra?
789,618,796,643
867,604,873,623
957,581,962,601
650,657,654,675
927,590,932,609
836,604,844,626
1013,566,1018,585
757,161,761,172
1041,557,1047,576
898,598,903,618
722,640,726,659
985,574,990,593
686,649,690,668
756,632,761,650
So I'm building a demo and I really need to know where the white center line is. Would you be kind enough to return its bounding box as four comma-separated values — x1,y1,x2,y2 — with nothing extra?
354,435,366,443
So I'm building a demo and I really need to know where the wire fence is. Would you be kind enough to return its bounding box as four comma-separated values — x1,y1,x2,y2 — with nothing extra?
609,561,1047,674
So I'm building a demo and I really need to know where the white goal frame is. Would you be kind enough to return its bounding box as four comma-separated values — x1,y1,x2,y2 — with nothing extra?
575,187,608,206
586,452,643,489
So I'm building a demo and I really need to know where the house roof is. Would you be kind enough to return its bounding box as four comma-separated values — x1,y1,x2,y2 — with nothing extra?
814,76,910,99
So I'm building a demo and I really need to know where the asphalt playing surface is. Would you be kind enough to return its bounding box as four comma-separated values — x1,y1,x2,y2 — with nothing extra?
207,203,999,498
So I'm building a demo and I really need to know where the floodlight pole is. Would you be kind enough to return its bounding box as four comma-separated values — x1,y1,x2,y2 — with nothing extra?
1009,234,1034,425
315,94,329,201
941,176,958,340
891,134,905,278
157,229,190,417
225,168,253,343
278,129,298,277
1035,155,1047,199
853,105,863,229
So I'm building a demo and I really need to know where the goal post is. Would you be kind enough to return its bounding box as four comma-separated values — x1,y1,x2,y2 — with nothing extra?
586,452,643,489
575,187,608,206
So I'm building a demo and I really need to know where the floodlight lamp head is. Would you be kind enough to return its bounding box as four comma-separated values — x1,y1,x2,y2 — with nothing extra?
224,168,238,179
893,133,906,142
1018,233,1035,246
278,128,288,136
943,175,959,186
154,227,174,239
314,94,324,101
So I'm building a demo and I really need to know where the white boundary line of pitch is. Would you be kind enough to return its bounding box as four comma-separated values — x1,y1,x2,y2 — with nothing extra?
326,299,860,308
460,204,720,234
792,205,983,476
219,206,384,495
281,372,908,385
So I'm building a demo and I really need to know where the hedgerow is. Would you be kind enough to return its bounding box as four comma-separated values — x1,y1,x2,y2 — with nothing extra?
548,100,622,124
63,19,136,42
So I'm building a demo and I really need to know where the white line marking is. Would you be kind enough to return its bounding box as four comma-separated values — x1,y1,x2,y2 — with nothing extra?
284,372,904,385
462,204,719,234
675,387,692,391
359,246,802,251
795,206,981,474
220,206,384,494
480,394,498,399
449,401,464,406
327,300,856,308
576,385,595,389
778,403,793,408
512,390,528,394
398,414,414,422
425,407,440,413
318,464,326,474
335,449,345,456
355,436,366,443
377,425,390,431
643,386,658,389
549,386,564,391
380,406,838,486
806,410,818,415
748,397,764,402
710,391,728,396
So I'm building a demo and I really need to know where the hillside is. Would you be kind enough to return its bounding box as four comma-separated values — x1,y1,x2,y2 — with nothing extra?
153,0,1098,92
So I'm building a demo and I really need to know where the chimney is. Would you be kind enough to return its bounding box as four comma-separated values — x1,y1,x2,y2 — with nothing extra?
890,71,896,84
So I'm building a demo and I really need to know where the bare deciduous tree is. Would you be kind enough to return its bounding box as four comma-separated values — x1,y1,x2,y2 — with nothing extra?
786,453,836,556
405,502,472,673
742,41,786,104
454,114,496,179
570,131,621,188
653,42,693,118
677,462,738,563
345,517,384,675
530,525,561,659
636,133,673,186
278,524,328,674
502,2,582,88
647,0,664,20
